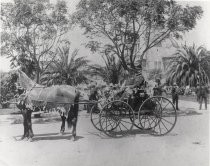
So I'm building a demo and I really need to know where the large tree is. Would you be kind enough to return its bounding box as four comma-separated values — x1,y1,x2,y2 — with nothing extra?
1,0,70,83
41,40,89,86
166,44,210,86
72,0,203,72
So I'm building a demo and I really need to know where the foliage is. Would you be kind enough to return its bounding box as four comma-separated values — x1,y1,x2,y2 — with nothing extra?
166,44,210,86
148,68,163,81
41,40,89,86
0,72,18,106
88,54,123,84
1,0,70,82
73,0,203,72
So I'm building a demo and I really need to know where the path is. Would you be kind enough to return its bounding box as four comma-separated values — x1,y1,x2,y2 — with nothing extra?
0,100,209,166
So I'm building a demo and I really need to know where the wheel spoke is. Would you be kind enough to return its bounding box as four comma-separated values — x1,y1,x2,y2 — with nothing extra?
160,119,169,131
101,118,106,127
143,116,146,128
106,119,115,129
120,121,129,130
161,102,170,112
118,123,123,132
158,121,162,134
94,120,100,126
109,120,116,130
120,119,133,125
160,117,174,125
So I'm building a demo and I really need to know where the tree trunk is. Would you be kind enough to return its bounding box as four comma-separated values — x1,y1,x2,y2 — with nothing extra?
36,71,40,84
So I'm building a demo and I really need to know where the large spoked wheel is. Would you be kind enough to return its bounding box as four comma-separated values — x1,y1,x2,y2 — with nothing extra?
99,100,135,138
90,103,102,131
138,96,177,136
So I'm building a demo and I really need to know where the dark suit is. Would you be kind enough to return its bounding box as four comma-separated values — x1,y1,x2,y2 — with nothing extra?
198,85,209,110
171,86,179,110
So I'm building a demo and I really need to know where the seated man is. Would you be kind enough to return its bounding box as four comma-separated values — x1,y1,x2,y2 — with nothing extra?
124,70,148,111
87,86,99,113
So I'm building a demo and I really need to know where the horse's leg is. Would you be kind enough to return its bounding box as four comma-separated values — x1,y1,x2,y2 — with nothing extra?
60,115,66,134
67,102,79,141
72,104,79,141
20,109,29,140
27,110,34,141
72,117,78,141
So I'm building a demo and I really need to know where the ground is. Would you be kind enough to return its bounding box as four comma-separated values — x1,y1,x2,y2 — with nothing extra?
0,99,209,166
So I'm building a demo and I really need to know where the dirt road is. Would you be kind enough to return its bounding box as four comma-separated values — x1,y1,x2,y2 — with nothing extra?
0,100,209,166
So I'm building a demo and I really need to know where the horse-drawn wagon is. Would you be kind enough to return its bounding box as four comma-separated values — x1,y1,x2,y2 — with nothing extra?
90,87,177,138
15,69,176,141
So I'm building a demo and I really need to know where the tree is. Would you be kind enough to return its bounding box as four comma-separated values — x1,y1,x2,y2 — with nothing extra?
0,72,18,108
166,44,210,86
89,54,123,84
41,40,89,86
1,0,70,83
72,0,203,72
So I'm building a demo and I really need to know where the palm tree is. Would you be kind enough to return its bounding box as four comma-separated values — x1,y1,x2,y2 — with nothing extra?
89,54,124,84
166,44,210,86
41,41,89,86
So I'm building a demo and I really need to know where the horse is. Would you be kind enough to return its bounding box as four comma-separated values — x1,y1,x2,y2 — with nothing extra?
15,70,88,141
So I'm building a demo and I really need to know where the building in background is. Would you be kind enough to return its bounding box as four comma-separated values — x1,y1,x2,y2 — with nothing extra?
140,42,177,82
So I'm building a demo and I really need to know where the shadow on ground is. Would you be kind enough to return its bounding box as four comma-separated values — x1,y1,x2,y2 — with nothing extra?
86,128,178,140
14,132,84,142
177,108,203,116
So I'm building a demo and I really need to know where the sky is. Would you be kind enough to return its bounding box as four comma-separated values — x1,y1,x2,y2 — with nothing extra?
0,0,210,72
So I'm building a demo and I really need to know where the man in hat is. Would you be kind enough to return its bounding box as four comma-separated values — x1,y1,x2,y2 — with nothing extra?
171,83,179,110
153,78,163,96
87,85,99,113
125,69,146,90
123,68,147,110
198,83,209,110
195,83,200,102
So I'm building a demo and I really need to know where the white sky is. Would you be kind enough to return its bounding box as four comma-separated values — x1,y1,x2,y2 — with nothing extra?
0,0,210,72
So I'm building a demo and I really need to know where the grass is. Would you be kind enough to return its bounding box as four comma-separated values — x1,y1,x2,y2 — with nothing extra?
0,107,21,115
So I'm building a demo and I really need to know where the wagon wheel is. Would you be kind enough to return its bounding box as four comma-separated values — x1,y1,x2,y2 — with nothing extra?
137,97,162,130
138,96,177,136
90,103,102,131
99,100,135,138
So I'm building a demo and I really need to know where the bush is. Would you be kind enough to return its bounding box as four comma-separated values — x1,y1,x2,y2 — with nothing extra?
1,101,10,108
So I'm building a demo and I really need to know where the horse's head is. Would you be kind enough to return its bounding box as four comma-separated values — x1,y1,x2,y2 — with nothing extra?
15,69,36,90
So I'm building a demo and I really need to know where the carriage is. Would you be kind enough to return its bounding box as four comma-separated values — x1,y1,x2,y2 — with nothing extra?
90,88,177,138
15,69,177,140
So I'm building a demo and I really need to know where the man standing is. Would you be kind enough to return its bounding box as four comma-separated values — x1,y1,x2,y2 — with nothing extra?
171,83,179,110
195,83,200,102
199,83,209,110
87,85,99,113
153,78,162,96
